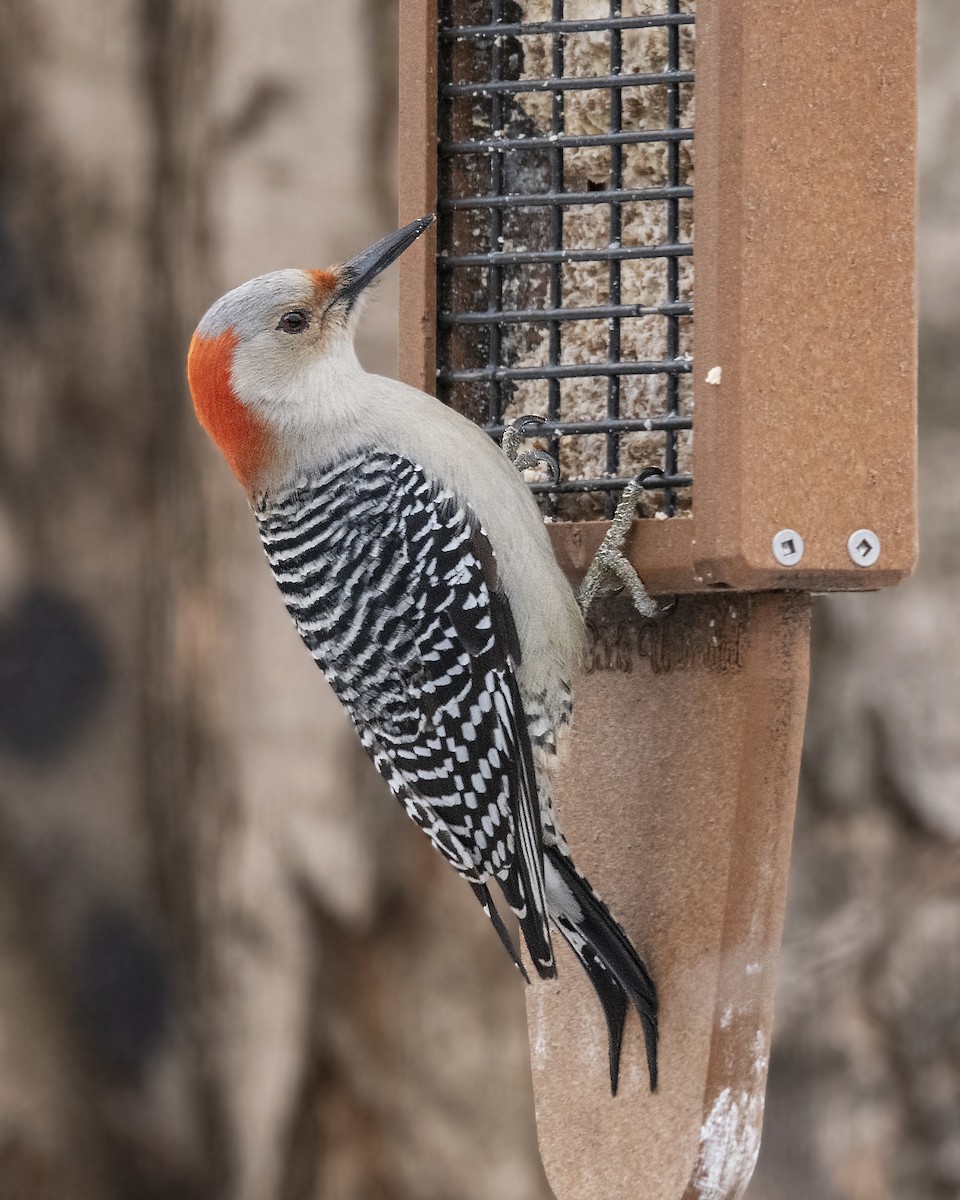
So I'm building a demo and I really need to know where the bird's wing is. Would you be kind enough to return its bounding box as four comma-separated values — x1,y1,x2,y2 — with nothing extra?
256,449,554,976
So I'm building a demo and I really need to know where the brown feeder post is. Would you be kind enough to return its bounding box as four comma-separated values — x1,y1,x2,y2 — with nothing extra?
399,2,917,1198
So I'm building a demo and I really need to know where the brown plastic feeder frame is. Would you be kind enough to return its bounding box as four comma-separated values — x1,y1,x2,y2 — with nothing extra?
398,2,917,1197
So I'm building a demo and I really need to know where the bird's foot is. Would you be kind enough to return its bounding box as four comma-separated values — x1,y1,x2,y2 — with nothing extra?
501,414,560,483
578,470,663,619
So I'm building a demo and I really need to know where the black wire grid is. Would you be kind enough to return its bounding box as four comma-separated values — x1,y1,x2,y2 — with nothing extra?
436,0,694,517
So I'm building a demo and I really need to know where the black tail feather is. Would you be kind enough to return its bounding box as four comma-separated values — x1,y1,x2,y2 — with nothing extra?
553,921,629,1093
499,868,557,981
470,882,530,984
546,845,658,1092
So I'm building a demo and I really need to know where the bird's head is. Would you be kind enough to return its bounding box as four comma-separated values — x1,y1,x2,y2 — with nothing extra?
187,215,433,493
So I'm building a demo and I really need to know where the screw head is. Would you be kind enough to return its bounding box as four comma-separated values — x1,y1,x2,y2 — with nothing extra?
848,529,881,567
772,529,804,567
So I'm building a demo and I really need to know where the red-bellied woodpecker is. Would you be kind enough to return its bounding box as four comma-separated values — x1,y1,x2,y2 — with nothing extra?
187,216,657,1092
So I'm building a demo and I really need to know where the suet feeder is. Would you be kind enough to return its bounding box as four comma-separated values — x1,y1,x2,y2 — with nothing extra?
398,1,917,1196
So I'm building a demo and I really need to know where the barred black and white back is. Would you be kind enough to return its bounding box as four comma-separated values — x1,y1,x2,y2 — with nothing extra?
257,448,555,974
255,446,657,1090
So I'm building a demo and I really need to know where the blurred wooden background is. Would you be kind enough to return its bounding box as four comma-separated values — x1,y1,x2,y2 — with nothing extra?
0,2,956,1198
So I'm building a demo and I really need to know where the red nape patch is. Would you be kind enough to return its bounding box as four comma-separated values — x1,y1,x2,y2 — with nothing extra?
187,329,271,492
309,268,338,303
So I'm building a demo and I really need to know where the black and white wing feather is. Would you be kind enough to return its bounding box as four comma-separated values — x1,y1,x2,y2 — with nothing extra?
255,449,555,978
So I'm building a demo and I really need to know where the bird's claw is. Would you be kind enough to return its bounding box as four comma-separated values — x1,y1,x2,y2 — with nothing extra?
501,415,560,483
578,470,666,620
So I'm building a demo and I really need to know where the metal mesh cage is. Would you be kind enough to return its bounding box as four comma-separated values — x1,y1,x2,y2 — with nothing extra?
436,0,695,519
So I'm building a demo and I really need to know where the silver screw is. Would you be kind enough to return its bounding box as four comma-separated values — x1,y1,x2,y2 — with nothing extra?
847,529,881,567
772,529,804,567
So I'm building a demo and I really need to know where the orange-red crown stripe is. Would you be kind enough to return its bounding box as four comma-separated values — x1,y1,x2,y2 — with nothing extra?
309,268,337,302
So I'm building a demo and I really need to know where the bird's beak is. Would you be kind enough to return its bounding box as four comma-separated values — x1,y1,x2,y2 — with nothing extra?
333,214,435,309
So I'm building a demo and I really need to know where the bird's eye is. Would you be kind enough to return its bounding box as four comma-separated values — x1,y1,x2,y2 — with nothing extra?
277,309,310,334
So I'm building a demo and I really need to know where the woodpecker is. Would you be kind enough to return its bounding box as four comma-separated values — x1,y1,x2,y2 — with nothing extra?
187,215,658,1092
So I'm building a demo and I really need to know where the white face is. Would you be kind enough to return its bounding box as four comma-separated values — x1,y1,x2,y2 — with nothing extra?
196,267,364,433
191,219,434,461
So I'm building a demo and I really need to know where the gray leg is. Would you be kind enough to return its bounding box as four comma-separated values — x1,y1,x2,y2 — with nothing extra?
501,417,528,466
578,475,660,619
502,418,658,619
